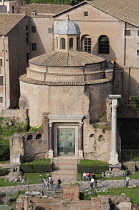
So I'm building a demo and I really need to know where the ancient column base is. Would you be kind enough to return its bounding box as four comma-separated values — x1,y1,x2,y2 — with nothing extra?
109,152,119,165
78,150,83,159
48,149,53,159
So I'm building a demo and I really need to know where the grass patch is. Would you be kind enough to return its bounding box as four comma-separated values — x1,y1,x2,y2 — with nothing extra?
23,172,50,183
0,172,51,186
0,178,22,187
0,160,10,164
97,187,139,205
79,159,109,166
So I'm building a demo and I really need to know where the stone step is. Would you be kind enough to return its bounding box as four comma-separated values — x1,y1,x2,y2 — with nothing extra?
52,159,78,165
53,164,77,170
52,169,77,175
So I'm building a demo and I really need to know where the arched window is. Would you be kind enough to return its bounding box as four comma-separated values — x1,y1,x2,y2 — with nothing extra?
99,35,109,54
69,38,73,50
83,36,91,53
61,38,66,49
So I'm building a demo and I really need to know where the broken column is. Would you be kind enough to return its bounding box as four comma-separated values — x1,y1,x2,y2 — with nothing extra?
109,95,121,165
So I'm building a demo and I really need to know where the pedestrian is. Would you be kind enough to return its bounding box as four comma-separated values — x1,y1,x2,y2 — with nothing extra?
57,178,62,188
83,172,86,179
43,178,48,188
22,179,25,186
90,177,95,188
49,175,53,187
125,176,130,187
87,172,91,181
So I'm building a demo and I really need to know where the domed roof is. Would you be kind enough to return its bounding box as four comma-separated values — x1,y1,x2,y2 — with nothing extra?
55,19,80,35
29,50,105,67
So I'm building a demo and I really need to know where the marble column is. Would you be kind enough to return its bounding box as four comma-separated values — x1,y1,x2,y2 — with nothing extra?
48,122,53,158
109,95,121,165
78,122,83,158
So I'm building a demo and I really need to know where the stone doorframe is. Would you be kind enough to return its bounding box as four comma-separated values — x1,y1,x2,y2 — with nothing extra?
48,114,84,159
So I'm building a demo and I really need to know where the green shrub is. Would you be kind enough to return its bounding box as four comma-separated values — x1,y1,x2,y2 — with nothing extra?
0,168,10,176
77,165,109,174
20,159,52,173
78,159,109,174
20,164,34,173
0,139,10,161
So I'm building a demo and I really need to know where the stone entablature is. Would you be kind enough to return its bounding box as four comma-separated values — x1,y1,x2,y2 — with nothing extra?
20,74,111,86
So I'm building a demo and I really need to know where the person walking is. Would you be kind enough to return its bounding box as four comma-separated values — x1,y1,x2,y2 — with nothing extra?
90,177,95,188
57,178,62,188
125,176,130,187
49,175,53,188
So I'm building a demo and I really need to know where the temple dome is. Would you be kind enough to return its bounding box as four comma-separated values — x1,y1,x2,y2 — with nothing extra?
55,19,80,35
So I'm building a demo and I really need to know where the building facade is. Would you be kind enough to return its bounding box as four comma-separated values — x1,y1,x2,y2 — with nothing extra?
4,0,139,162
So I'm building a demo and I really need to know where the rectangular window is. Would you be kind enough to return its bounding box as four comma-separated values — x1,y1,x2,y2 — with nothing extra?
0,97,3,103
26,25,28,31
26,33,29,44
32,43,36,51
0,76,3,85
31,26,36,33
26,53,30,63
84,11,88,16
137,50,139,55
125,30,131,36
0,59,2,66
48,28,54,33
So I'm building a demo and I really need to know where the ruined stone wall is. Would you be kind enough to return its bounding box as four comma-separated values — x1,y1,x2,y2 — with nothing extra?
16,194,138,210
83,118,111,162
10,130,48,162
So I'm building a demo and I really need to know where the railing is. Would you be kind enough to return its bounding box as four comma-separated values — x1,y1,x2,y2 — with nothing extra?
121,149,139,161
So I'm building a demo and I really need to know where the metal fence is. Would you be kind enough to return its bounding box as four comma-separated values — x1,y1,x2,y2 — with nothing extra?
121,149,139,161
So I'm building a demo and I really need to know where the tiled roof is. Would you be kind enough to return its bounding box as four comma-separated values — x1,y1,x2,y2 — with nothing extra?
88,0,139,28
29,50,105,67
0,14,25,35
54,0,139,28
19,3,71,15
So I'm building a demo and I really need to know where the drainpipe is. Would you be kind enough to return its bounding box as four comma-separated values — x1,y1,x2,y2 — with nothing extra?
124,22,126,66
2,0,4,6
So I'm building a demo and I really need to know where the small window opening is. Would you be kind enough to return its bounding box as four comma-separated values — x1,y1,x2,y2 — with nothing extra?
69,38,73,50
27,134,33,140
61,38,66,49
84,11,88,16
31,26,36,33
32,43,36,51
125,30,131,36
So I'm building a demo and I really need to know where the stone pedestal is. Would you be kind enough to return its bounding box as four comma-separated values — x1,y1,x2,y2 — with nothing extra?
78,150,83,159
48,149,53,159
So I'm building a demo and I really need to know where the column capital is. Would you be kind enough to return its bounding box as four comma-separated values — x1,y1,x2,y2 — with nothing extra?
48,122,52,127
